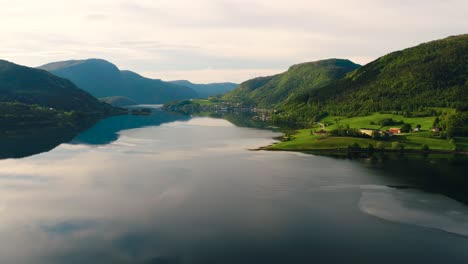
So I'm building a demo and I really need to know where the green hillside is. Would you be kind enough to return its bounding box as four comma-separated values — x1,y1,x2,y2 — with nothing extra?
0,60,113,113
282,35,468,123
0,59,123,142
223,59,360,107
39,59,199,104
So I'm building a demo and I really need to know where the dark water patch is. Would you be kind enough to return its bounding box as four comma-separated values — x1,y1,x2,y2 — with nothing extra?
0,118,97,159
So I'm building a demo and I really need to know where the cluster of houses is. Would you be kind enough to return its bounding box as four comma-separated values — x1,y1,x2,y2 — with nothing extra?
359,128,398,137
360,127,432,136
313,128,401,137
314,127,407,137
313,122,444,137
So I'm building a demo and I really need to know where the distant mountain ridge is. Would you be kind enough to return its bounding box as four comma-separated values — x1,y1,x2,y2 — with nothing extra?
223,59,361,107
0,59,111,113
169,80,237,98
39,59,198,104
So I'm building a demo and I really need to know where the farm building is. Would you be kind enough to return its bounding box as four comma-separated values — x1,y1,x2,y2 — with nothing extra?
359,128,377,137
388,128,401,134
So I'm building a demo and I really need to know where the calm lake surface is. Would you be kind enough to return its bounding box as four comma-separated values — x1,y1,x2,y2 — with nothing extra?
0,109,467,264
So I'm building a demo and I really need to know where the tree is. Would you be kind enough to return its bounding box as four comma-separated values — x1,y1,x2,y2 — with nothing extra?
376,142,385,151
348,143,361,152
433,116,440,128
421,144,430,153
439,112,468,138
391,142,405,152
401,123,412,133
371,130,381,139
399,144,405,152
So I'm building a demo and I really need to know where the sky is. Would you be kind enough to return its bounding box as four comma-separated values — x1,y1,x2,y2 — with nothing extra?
0,0,467,83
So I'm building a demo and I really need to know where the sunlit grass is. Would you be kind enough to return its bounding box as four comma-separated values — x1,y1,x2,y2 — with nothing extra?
321,113,435,131
269,112,460,151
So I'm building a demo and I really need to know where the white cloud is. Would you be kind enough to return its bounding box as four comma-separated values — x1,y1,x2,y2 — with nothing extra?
0,0,467,82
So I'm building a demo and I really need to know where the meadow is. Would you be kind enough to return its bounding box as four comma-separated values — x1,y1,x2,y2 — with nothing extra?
269,112,465,152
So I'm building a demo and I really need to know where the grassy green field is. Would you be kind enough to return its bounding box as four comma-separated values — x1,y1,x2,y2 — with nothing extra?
269,133,456,151
195,99,216,106
269,134,386,150
320,113,435,131
268,112,465,152
399,135,454,150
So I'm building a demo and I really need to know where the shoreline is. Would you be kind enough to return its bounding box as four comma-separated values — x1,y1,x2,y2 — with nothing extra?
251,142,468,155
251,129,468,155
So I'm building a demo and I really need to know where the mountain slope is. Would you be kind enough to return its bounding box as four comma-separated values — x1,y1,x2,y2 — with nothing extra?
283,34,468,122
39,59,198,104
169,80,238,98
0,60,111,113
223,59,360,107
100,96,137,107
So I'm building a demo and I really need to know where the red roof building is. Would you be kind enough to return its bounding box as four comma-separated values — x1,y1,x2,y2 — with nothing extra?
388,128,401,134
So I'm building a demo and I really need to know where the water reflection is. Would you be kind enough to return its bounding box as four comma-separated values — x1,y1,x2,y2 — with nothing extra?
0,108,190,160
0,113,467,263
359,185,468,236
0,125,85,159
72,109,190,145
339,154,468,204
305,153,468,237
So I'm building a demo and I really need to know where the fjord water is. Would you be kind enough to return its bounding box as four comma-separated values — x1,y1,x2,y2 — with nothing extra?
0,110,467,264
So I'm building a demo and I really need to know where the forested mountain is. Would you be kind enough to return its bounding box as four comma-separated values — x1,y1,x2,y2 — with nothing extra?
281,34,468,123
223,59,360,107
100,96,137,107
0,60,111,113
39,59,198,104
169,80,237,98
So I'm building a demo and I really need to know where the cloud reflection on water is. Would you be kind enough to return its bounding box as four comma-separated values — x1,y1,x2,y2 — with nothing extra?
0,116,467,263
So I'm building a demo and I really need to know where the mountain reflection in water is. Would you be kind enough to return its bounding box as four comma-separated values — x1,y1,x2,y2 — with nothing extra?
0,110,467,264
0,108,190,159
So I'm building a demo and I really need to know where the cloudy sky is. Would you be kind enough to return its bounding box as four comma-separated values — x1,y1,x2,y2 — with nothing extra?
0,0,467,83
